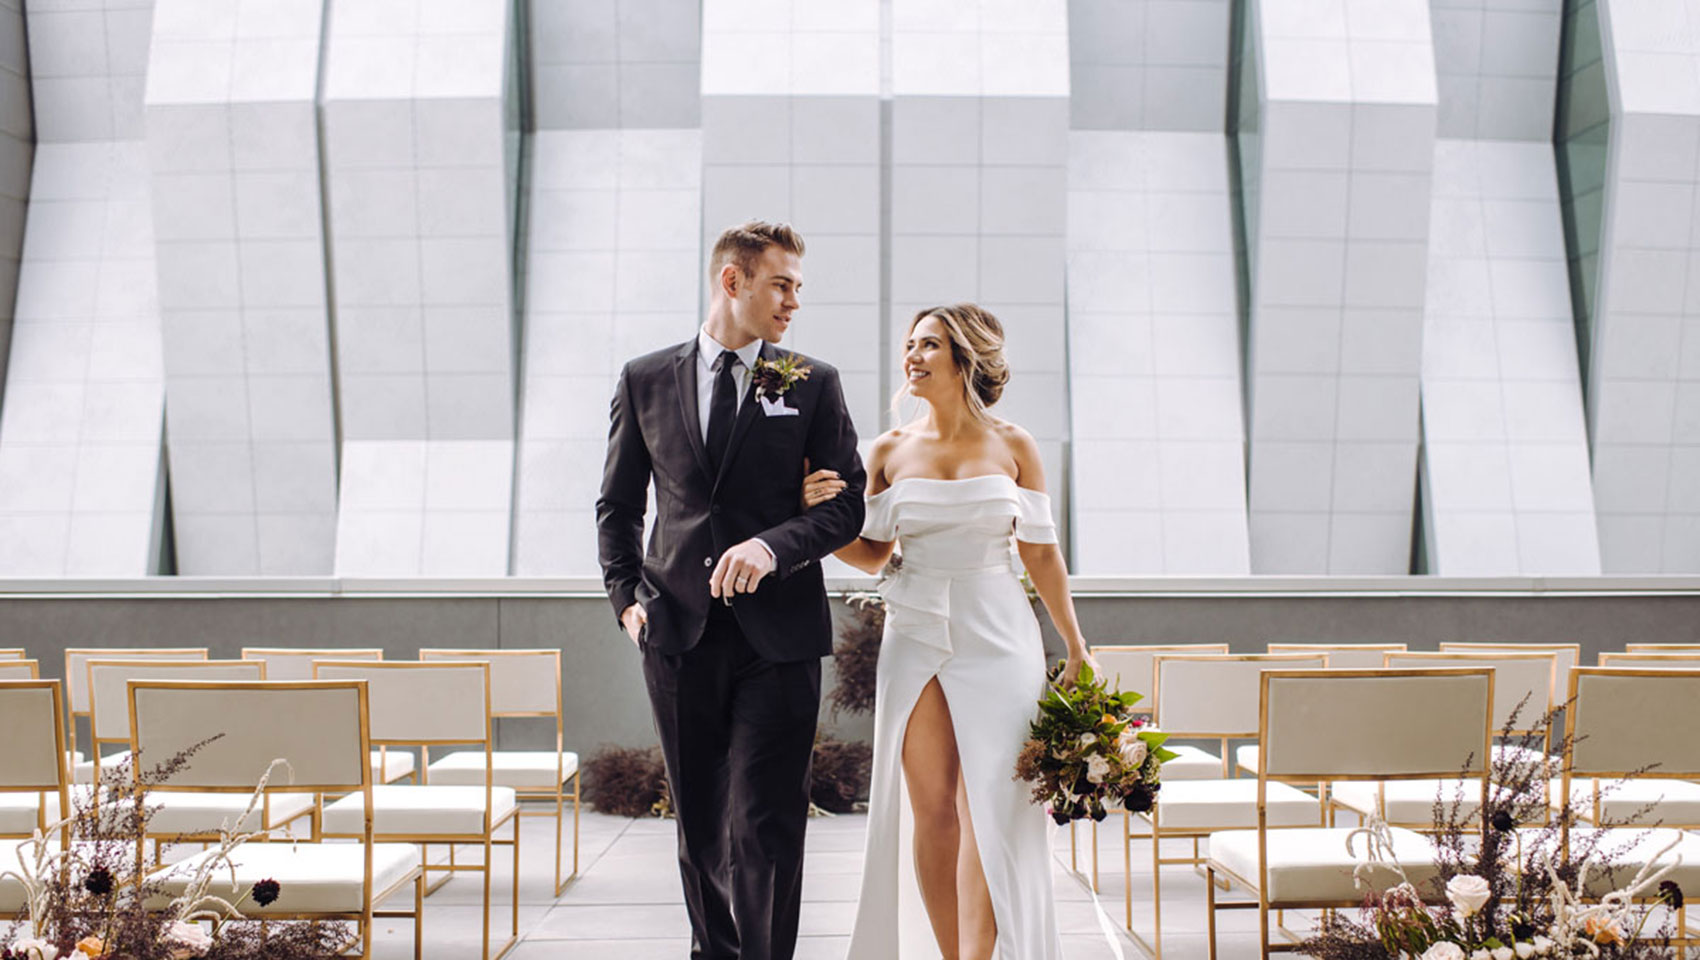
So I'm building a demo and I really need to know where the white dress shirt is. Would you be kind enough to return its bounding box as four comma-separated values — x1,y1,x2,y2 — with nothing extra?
697,327,775,565
697,327,761,444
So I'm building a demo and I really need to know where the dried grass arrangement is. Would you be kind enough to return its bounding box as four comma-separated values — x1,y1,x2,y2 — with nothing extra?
827,592,884,719
808,739,872,814
581,745,668,818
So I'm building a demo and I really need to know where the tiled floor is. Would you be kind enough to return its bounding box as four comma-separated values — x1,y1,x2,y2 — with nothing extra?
370,807,1291,959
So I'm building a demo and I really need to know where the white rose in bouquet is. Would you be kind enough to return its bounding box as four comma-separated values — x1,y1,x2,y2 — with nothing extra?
1491,947,1513,960
1513,942,1536,959
1086,754,1112,784
1531,936,1554,955
1118,732,1148,768
165,920,214,958
1446,874,1491,917
1078,733,1097,749
1420,941,1466,960
1470,951,1491,960
13,940,58,960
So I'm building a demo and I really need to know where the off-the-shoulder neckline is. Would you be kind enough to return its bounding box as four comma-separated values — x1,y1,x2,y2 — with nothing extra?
867,474,1038,500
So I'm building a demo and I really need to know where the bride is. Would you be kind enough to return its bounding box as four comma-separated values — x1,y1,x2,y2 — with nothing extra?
804,304,1095,960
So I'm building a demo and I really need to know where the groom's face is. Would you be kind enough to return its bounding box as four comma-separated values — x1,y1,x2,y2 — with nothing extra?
730,245,803,344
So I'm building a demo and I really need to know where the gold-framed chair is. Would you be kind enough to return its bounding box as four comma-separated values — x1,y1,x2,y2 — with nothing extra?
1238,644,1411,775
1126,653,1329,958
132,678,425,960
0,648,27,660
93,659,317,843
1205,667,1496,959
1598,651,1700,669
1328,649,1557,829
0,679,73,918
1440,641,1580,679
1074,643,1230,888
1622,643,1700,654
0,659,39,680
313,660,519,960
240,648,410,784
64,647,207,782
419,648,580,895
1558,667,1700,935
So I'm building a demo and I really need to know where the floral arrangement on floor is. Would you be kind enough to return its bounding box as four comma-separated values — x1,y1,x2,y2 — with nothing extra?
1302,703,1683,960
581,737,871,819
0,743,351,960
1014,660,1176,824
826,591,885,720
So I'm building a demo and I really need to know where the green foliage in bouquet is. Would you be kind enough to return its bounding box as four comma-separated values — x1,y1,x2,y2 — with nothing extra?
1014,660,1178,824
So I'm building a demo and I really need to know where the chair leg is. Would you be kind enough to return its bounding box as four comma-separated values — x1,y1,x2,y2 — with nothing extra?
572,771,581,876
1151,827,1164,960
482,835,494,960
1069,818,1077,871
1259,893,1271,960
414,870,425,960
1091,816,1100,891
1124,811,1133,932
1206,864,1219,960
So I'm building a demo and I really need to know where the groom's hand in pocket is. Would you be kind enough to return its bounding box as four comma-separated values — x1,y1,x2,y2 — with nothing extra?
620,603,647,646
710,540,776,598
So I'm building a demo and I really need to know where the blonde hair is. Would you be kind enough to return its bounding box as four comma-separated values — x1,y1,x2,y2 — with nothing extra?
891,303,1010,424
709,220,806,281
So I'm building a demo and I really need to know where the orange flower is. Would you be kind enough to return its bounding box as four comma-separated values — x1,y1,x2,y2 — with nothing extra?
1585,915,1622,945
1100,714,1116,726
74,936,105,957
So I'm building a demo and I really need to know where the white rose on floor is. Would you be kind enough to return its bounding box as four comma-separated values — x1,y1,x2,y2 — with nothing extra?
166,920,214,957
1532,936,1554,955
1086,754,1112,784
1492,947,1514,960
1446,874,1491,917
1420,941,1466,960
1513,941,1536,959
14,939,57,960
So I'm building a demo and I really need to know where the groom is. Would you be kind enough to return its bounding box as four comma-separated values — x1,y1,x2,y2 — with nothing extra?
597,221,866,960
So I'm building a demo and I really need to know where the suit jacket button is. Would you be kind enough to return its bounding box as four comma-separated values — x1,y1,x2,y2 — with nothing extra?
704,556,713,567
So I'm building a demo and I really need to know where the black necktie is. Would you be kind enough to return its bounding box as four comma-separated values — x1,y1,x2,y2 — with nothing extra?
706,349,738,472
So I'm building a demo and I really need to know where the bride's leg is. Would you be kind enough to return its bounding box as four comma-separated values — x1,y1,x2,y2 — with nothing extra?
954,774,997,960
902,676,963,959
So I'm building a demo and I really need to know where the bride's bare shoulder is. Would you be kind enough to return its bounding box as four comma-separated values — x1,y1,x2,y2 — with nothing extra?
989,419,1045,489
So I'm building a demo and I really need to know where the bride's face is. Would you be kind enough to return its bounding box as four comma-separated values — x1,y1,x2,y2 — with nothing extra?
902,315,964,403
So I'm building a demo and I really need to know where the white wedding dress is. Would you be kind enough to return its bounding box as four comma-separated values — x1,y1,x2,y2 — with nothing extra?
845,474,1063,960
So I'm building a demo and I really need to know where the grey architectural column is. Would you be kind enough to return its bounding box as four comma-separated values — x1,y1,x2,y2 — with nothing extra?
1240,0,1438,573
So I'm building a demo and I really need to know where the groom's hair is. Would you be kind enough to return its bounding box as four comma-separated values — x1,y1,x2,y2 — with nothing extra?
710,221,806,280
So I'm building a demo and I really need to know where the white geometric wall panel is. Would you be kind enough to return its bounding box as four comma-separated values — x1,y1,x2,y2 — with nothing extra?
1420,141,1600,574
513,129,703,575
889,0,1071,536
0,142,165,574
698,0,882,437
322,0,521,575
1068,0,1232,132
1431,0,1563,141
0,0,31,389
1067,132,1250,574
528,0,700,129
1240,0,1438,574
1584,0,1700,572
145,0,338,574
24,0,152,142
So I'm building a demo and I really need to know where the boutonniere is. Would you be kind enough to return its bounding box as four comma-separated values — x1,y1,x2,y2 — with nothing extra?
751,353,812,400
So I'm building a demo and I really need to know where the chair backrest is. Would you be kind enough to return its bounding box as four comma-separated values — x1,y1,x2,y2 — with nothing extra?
0,660,40,680
1440,642,1580,682
1153,654,1330,738
1261,669,1494,782
312,660,491,746
0,680,70,794
65,648,207,715
1597,652,1700,670
0,649,26,660
1267,643,1407,669
1090,644,1231,713
242,647,385,681
88,660,264,746
130,680,372,795
1624,643,1700,653
418,649,560,717
1384,651,1555,734
1565,668,1700,781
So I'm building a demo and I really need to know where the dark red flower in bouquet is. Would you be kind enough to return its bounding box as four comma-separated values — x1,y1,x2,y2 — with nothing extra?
1124,782,1156,813
251,878,281,907
82,866,114,896
1491,809,1516,833
1662,880,1684,910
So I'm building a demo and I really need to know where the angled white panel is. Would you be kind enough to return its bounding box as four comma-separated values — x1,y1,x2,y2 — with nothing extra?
1068,0,1233,132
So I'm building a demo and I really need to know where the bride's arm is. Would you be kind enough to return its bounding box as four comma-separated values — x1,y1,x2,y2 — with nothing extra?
805,435,898,575
1009,429,1093,685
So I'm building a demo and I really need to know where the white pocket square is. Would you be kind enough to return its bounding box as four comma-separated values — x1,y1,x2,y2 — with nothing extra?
759,395,800,417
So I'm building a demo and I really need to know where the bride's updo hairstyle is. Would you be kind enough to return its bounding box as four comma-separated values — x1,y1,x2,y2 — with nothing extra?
899,303,1010,423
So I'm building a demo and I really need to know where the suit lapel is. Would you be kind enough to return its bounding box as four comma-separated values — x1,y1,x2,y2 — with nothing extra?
714,341,772,489
671,341,714,482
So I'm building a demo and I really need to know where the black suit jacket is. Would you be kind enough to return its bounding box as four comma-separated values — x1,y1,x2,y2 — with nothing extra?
596,339,867,662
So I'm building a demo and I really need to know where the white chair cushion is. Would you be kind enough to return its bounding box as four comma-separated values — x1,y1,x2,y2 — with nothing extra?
1550,778,1700,825
1209,826,1446,903
72,750,132,785
1149,779,1321,830
145,792,316,836
150,841,421,914
427,750,580,790
0,787,104,835
1160,744,1224,781
1236,744,1260,774
372,750,414,783
320,785,518,837
1558,828,1700,897
1332,778,1500,824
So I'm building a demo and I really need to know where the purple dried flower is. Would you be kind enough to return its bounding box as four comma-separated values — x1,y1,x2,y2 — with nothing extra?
252,877,281,906
82,865,114,896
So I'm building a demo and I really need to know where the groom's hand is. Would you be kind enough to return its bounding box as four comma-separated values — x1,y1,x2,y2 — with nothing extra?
620,603,647,646
710,541,776,598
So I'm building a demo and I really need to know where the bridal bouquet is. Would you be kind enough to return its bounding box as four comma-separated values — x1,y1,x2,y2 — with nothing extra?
1014,661,1176,824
